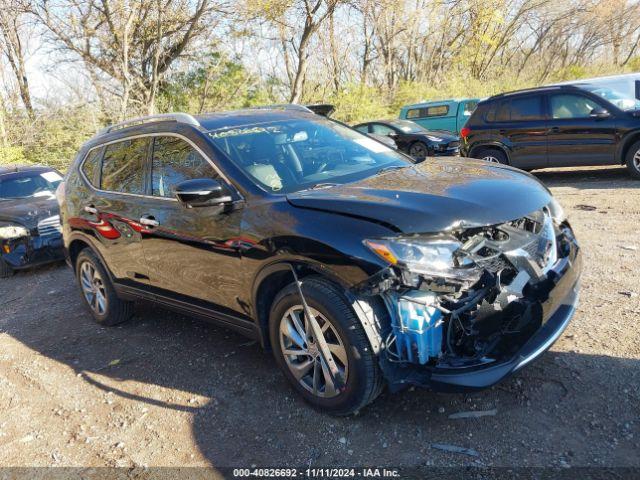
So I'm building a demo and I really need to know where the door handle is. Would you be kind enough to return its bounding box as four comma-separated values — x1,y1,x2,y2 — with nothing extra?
84,205,98,215
139,215,159,227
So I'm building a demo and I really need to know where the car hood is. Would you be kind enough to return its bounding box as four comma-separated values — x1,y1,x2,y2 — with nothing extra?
0,193,59,229
286,158,552,234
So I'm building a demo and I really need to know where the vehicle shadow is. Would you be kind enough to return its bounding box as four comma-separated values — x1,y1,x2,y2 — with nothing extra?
533,166,640,190
1,264,639,468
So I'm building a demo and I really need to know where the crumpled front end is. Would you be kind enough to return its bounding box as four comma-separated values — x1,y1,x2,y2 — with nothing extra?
356,205,581,391
0,215,64,270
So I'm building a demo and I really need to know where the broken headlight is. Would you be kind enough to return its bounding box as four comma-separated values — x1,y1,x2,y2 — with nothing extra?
364,236,480,281
548,198,566,224
0,223,29,240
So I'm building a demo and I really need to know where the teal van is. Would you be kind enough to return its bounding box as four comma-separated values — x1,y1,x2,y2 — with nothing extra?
399,98,480,134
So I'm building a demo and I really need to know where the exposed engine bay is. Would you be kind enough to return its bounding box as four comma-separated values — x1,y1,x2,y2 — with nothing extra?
358,206,577,380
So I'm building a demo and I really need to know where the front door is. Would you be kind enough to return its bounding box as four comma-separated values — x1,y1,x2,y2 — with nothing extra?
138,134,245,316
546,92,618,166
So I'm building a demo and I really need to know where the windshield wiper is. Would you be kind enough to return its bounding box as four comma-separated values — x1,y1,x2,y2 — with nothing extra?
376,165,409,175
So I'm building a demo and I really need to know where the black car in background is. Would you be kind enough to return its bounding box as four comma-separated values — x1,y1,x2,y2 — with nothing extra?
353,119,460,161
59,108,580,415
0,166,64,277
461,84,640,177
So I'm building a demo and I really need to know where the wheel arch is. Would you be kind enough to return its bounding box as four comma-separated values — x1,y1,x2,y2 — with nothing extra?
618,131,640,165
251,259,388,356
67,234,114,282
252,261,352,350
468,143,512,164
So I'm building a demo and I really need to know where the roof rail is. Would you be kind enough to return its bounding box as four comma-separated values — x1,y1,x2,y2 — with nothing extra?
99,113,200,135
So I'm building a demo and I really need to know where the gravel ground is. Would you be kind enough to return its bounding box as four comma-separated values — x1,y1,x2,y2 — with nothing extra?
0,165,639,473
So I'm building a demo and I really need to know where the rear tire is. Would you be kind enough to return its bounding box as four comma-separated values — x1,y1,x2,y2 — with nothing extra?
474,147,508,165
269,276,383,415
625,140,640,179
75,249,134,326
0,257,13,278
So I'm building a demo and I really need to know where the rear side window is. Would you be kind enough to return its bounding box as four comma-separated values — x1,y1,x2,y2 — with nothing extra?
406,105,449,119
151,136,218,198
510,96,543,121
101,138,149,194
81,148,102,187
487,96,543,122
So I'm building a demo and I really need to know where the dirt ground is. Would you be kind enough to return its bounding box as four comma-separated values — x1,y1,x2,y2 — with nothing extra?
0,165,639,474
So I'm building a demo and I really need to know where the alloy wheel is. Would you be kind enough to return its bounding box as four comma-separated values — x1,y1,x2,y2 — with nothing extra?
80,261,107,315
483,155,500,163
409,143,428,160
634,149,640,171
278,305,348,398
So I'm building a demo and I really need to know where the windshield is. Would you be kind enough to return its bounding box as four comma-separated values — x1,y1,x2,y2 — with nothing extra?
208,118,411,194
581,85,640,111
387,119,425,133
0,171,62,199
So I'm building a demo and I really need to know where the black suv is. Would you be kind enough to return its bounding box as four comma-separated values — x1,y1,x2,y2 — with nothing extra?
461,84,640,177
59,108,581,414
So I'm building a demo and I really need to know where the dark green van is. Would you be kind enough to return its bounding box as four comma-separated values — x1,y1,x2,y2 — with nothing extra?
399,98,480,134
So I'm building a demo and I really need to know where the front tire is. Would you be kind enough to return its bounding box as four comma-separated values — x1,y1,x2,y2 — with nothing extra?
625,140,640,179
269,276,383,415
0,257,13,278
75,249,133,326
408,141,429,162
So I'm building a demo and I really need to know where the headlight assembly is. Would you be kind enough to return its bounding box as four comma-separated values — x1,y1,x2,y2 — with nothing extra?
425,135,444,142
364,236,480,280
0,224,29,240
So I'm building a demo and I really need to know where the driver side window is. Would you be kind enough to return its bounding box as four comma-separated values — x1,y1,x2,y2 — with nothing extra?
550,94,601,119
151,136,219,198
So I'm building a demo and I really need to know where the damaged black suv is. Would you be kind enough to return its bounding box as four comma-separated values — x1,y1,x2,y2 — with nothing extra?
59,107,581,415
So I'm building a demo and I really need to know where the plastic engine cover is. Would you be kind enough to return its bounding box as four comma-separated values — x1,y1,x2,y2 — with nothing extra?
393,291,443,364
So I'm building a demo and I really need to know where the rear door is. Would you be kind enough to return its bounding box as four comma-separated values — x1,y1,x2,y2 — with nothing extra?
138,134,245,314
489,94,548,169
86,137,152,284
546,92,618,166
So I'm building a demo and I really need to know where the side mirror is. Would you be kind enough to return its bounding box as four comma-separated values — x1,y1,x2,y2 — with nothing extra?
590,107,610,119
174,178,232,207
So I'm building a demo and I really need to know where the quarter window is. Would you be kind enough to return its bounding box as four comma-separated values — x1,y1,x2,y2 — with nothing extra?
81,148,103,187
550,94,601,119
101,138,149,194
151,136,218,198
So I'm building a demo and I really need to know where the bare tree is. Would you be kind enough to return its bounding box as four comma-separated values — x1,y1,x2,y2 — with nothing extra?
0,0,34,118
31,0,220,118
